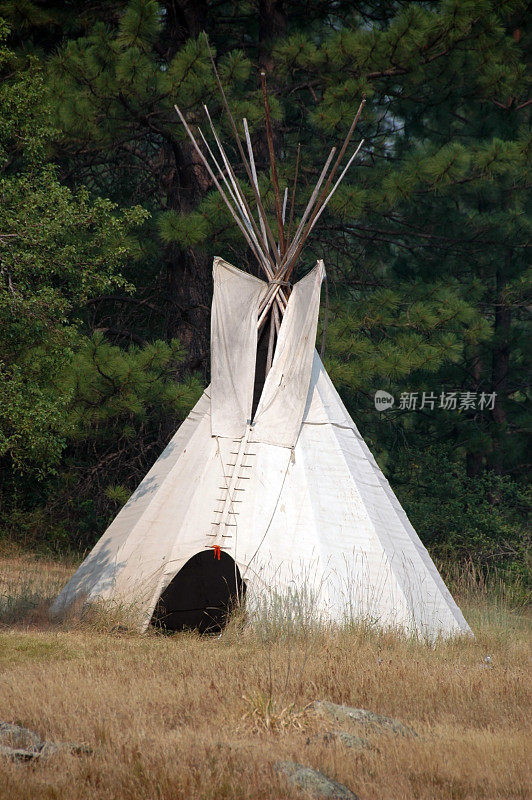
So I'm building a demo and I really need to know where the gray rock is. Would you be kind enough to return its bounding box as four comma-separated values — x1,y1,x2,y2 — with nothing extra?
275,761,360,799
335,731,374,750
0,723,42,760
0,722,42,752
311,731,375,751
0,744,39,761
311,701,417,738
0,722,91,762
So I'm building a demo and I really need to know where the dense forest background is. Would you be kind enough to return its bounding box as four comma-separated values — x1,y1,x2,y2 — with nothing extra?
0,0,529,587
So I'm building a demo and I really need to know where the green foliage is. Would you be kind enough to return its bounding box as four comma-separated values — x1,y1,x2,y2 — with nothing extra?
158,210,210,246
324,281,490,391
391,444,531,584
1,331,203,550
64,333,202,433
0,1,528,580
117,0,162,51
0,38,148,476
104,484,133,506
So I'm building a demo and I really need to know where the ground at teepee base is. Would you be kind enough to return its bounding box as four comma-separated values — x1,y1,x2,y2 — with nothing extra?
0,554,529,800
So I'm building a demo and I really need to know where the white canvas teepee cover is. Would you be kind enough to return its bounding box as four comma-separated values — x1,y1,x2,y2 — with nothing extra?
51,257,472,639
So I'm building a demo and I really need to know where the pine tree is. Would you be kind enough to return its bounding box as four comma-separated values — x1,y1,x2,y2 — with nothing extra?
0,17,201,547
269,0,530,479
0,22,146,476
1,1,529,562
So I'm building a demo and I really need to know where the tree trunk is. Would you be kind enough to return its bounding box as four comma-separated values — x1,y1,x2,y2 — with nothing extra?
258,0,286,72
163,0,208,47
466,346,484,477
489,255,511,474
159,1,212,375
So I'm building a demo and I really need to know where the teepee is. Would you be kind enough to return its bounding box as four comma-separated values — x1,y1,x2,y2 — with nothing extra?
52,55,472,639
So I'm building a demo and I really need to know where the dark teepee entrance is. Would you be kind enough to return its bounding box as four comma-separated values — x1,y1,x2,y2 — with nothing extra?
151,551,246,633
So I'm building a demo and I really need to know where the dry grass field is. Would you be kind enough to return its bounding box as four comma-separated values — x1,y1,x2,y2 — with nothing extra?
0,550,530,800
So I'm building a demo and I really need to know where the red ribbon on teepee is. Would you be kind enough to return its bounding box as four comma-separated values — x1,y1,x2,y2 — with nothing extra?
212,545,221,560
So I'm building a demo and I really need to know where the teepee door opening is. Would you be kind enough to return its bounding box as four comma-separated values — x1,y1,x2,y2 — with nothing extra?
151,551,246,633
